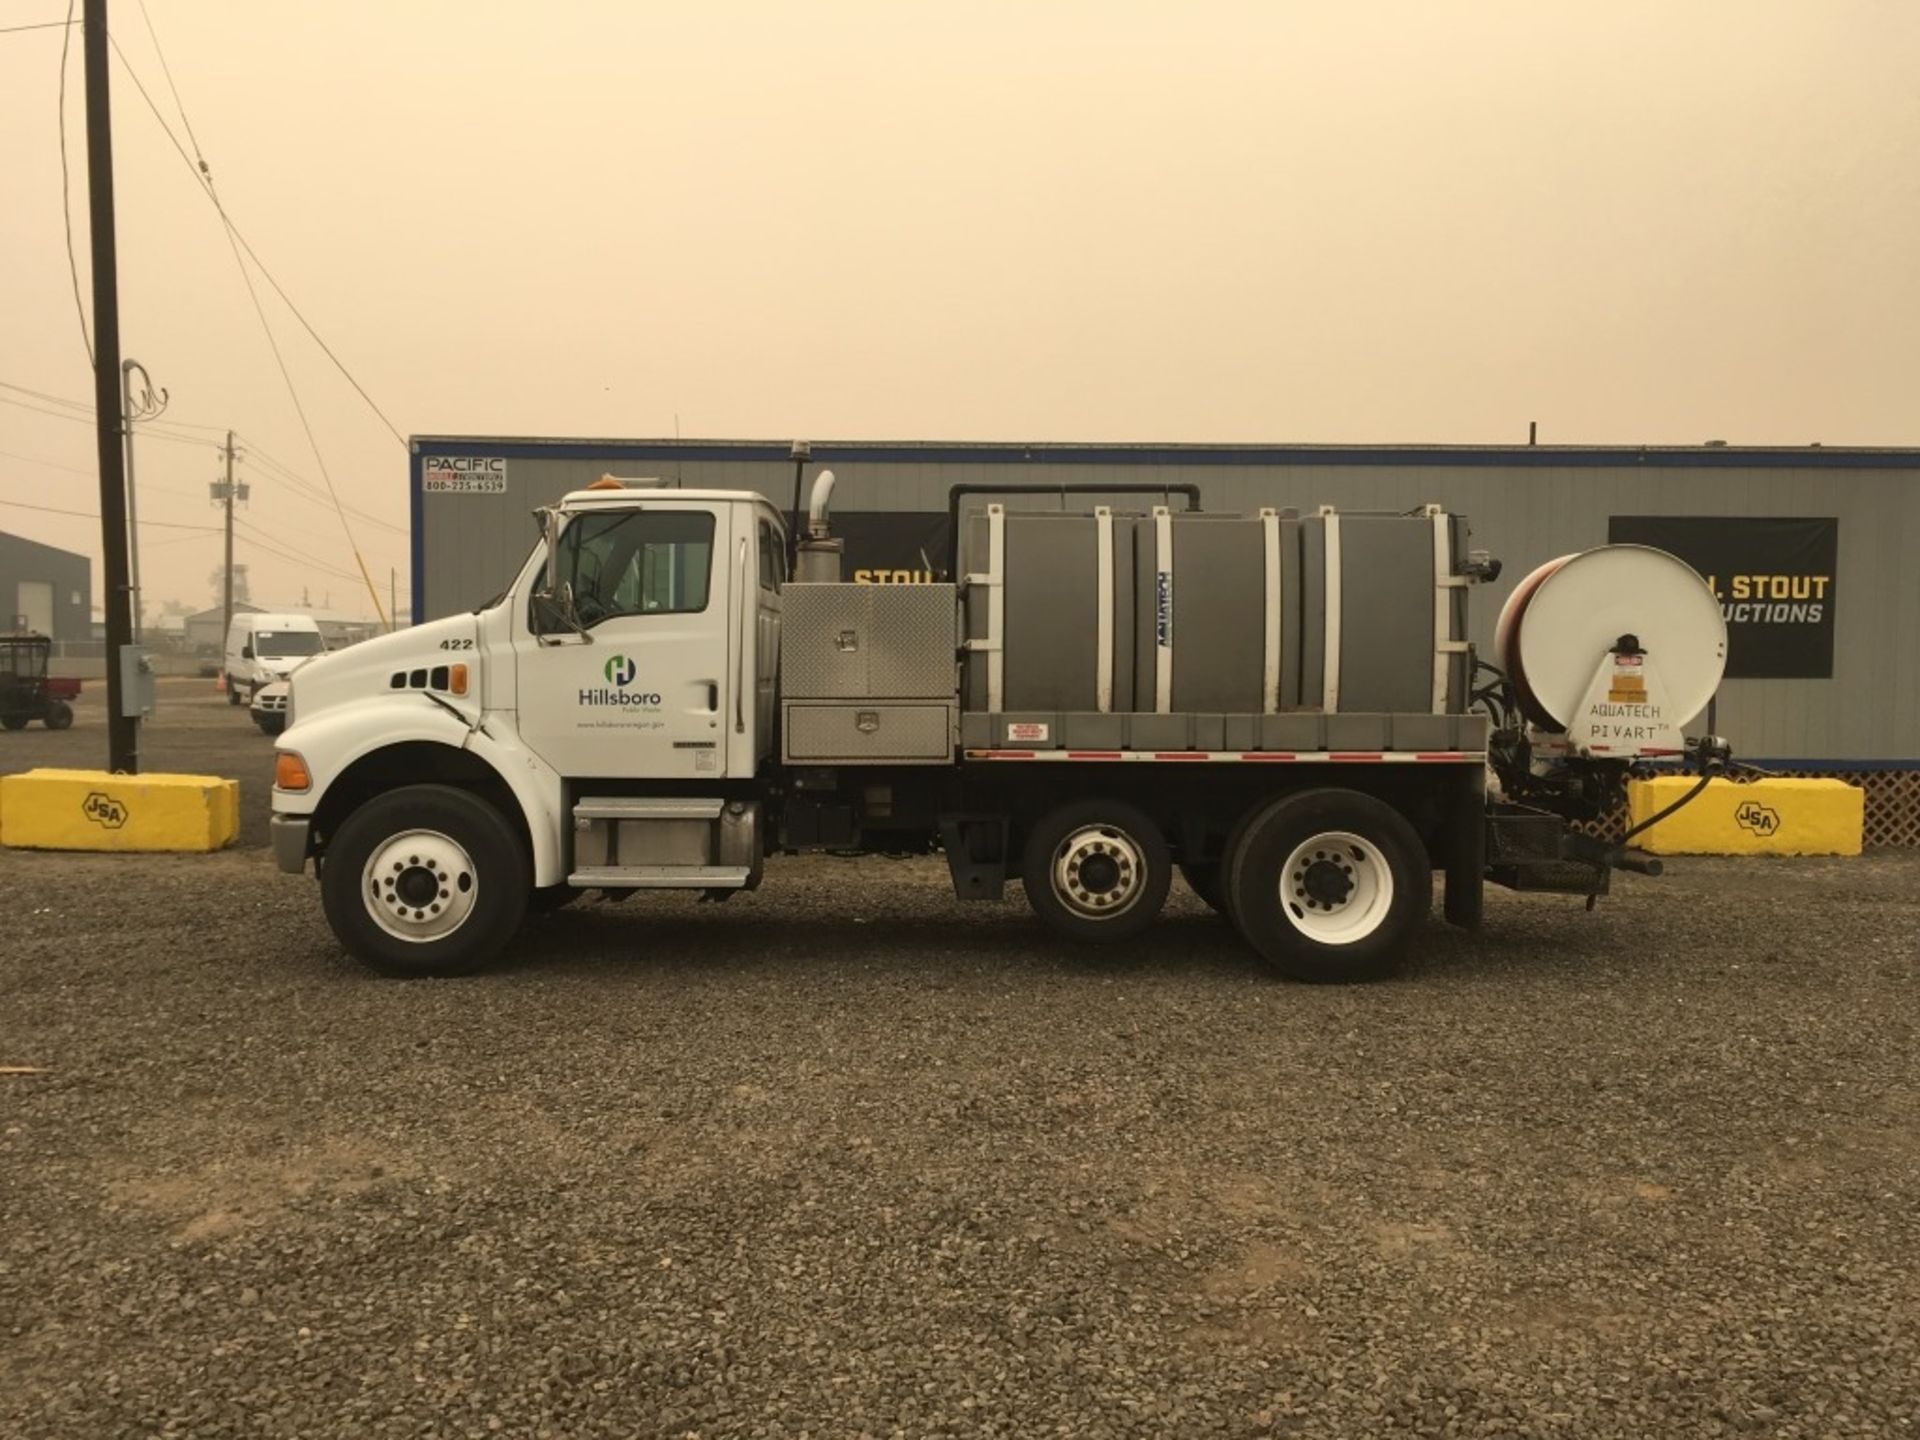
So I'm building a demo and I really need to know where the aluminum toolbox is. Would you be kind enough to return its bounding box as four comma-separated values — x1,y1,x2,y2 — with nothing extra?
780,583,957,700
783,702,956,764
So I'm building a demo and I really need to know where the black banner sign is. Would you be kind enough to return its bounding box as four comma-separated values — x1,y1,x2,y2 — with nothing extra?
1606,516,1837,679
825,512,952,584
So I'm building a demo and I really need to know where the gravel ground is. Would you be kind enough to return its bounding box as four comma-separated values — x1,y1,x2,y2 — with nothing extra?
3,691,1916,1438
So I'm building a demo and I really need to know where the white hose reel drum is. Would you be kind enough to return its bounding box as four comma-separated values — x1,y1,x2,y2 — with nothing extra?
1494,545,1727,757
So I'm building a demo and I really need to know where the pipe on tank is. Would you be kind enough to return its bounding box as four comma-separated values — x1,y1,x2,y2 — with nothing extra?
807,469,838,538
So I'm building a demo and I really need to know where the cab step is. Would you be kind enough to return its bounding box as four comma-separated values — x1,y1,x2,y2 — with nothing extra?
567,864,752,890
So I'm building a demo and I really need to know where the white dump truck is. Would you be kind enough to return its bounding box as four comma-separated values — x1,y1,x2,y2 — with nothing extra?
270,474,1731,980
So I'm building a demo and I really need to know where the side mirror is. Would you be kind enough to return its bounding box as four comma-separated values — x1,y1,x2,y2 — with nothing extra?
538,506,561,597
241,644,253,659
531,580,580,637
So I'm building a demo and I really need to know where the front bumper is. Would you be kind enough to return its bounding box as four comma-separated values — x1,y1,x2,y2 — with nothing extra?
271,814,313,874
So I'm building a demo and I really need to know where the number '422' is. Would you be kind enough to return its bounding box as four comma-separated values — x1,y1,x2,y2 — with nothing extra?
438,638,474,650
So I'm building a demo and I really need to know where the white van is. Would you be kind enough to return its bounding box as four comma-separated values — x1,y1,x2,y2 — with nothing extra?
224,613,327,703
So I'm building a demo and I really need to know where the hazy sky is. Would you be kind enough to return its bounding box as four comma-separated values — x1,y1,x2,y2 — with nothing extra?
3,1,1916,618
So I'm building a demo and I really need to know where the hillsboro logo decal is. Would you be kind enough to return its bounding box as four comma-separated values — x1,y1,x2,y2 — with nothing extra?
82,792,129,829
1734,800,1781,837
580,655,660,709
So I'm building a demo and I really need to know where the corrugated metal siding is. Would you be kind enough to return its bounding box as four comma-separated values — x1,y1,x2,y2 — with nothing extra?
0,531,93,643
412,441,1919,764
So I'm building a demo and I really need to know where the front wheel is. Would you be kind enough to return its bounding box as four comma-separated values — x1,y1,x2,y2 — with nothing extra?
320,784,530,978
1,714,28,731
1022,799,1171,942
1227,788,1429,983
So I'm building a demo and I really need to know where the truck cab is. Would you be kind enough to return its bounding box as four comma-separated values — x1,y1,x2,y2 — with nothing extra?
270,484,786,969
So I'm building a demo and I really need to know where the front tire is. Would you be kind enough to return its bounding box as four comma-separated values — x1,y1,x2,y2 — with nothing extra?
320,785,529,978
1227,788,1428,983
226,676,244,706
1022,799,1171,942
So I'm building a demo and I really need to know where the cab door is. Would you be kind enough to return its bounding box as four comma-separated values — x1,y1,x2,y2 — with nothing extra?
512,500,736,780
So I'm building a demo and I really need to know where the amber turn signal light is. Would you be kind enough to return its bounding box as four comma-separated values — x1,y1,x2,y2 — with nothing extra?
275,752,312,792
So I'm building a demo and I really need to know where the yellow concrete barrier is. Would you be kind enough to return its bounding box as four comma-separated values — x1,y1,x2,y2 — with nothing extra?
0,768,239,853
1628,776,1863,857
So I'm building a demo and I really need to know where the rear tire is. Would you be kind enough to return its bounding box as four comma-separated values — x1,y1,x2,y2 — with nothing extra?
1227,788,1428,983
1022,799,1171,942
320,784,529,978
44,701,73,731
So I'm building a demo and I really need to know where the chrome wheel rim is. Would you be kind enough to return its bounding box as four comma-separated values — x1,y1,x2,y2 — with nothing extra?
1279,830,1392,944
361,829,479,943
1050,823,1147,920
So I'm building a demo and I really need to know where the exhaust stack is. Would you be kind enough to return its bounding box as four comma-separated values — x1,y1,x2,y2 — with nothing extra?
794,469,844,582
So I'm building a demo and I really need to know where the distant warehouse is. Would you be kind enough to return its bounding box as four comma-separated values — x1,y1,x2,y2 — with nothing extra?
409,437,1920,779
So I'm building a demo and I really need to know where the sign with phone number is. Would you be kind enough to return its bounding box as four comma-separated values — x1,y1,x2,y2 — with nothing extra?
423,456,508,494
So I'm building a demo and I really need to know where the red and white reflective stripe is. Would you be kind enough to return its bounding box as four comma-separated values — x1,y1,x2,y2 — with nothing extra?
964,749,1487,764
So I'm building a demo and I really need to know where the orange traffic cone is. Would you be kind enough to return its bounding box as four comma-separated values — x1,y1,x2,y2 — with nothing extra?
214,673,225,694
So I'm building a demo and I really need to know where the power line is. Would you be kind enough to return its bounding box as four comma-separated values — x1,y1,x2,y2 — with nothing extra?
0,497,218,532
0,379,257,441
0,446,95,477
0,388,407,538
2,20,80,35
234,443,407,535
105,32,408,451
133,0,206,171
232,523,366,585
238,459,409,538
57,0,90,367
0,392,223,448
109,32,393,627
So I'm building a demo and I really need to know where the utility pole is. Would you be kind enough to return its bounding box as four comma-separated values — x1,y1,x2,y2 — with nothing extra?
389,567,397,629
213,431,245,648
84,0,137,772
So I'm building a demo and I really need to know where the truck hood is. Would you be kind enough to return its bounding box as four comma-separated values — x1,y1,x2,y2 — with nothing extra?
285,615,479,725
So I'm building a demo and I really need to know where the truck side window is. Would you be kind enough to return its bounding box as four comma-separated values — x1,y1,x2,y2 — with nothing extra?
758,520,782,593
557,510,716,625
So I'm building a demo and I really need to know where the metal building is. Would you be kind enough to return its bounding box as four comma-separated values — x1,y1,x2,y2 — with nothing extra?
410,438,1919,770
0,530,92,642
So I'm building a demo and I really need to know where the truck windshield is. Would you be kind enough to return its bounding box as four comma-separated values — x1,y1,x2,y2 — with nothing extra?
256,631,325,656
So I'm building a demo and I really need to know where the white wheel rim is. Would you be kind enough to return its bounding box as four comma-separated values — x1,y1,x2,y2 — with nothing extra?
361,828,480,944
1050,823,1147,921
1279,830,1393,945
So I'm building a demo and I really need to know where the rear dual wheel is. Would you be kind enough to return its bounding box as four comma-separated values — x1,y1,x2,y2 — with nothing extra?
1226,789,1428,983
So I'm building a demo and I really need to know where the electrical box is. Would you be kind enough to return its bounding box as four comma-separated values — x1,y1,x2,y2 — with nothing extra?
118,646,156,720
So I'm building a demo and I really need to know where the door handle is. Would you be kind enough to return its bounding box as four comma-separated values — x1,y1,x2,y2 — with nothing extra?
706,681,718,711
